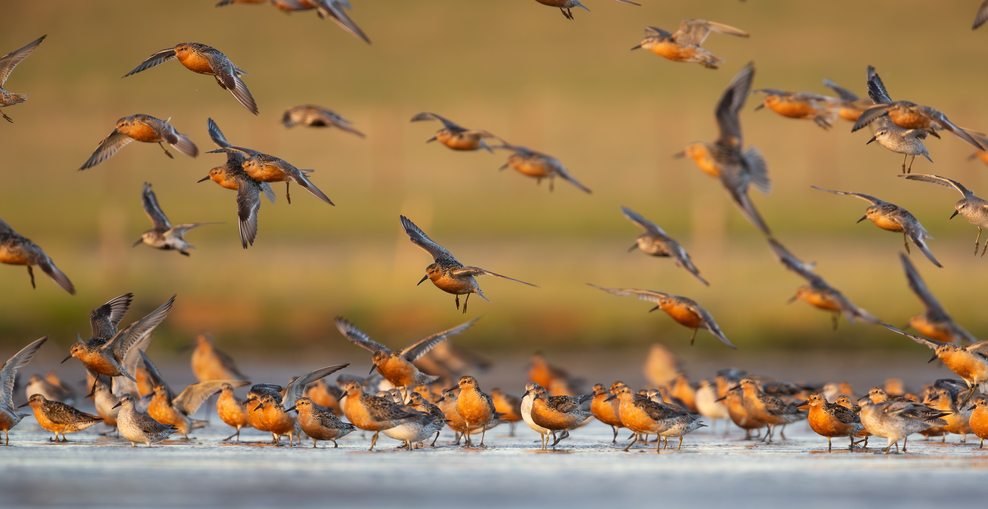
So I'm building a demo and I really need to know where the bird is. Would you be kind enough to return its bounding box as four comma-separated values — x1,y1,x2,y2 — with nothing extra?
587,284,736,348
399,215,538,313
528,386,592,450
716,383,766,440
647,390,706,450
216,382,250,441
198,118,276,249
0,35,46,123
608,384,688,453
590,383,625,443
520,383,565,449
677,62,771,235
694,379,729,435
881,325,988,404
223,0,371,43
406,392,446,447
411,112,497,152
282,105,364,137
490,389,523,436
87,293,134,346
803,393,865,451
251,364,348,446
738,378,805,443
112,394,176,447
535,0,639,20
900,174,988,256
631,20,748,69
25,373,74,405
768,239,879,329
206,146,333,205
853,68,983,151
968,395,988,447
19,394,103,442
976,0,988,29
91,376,121,434
335,316,478,396
136,183,217,256
340,379,421,451
494,142,592,193
455,376,498,447
285,397,355,448
0,218,75,295
866,125,933,174
823,77,875,122
377,392,442,451
751,89,838,129
0,336,47,445
857,398,947,454
189,333,248,383
896,253,977,344
620,206,708,285
78,114,198,170
123,43,257,115
811,186,940,267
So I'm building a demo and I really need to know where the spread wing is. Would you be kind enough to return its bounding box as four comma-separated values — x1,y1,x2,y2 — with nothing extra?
410,112,463,132
137,350,175,401
851,104,890,132
207,117,232,148
900,174,972,197
315,0,371,44
899,220,942,269
976,0,988,29
900,253,950,320
822,79,859,102
90,293,134,341
283,364,348,410
79,130,133,170
141,182,171,232
334,317,390,354
644,26,674,38
400,317,480,362
675,19,749,46
587,284,669,305
810,186,884,206
554,164,592,194
767,238,825,287
686,302,737,349
399,215,459,264
173,380,248,416
715,62,754,148
881,323,946,349
867,69,893,105
621,206,671,238
449,267,539,287
0,35,46,87
122,47,177,78
0,336,47,410
236,179,261,248
106,295,176,365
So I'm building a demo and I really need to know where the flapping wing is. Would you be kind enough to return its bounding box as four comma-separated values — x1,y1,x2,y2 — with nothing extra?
898,223,942,269
899,253,948,316
621,206,670,238
207,117,231,148
976,0,988,29
555,164,592,194
810,186,883,206
400,317,480,361
881,323,946,349
316,0,371,44
287,166,334,205
899,174,972,197
399,215,459,264
0,336,47,410
236,180,261,248
410,112,463,132
137,350,175,401
685,303,737,349
174,380,248,415
676,19,749,46
715,62,754,148
228,74,258,115
283,364,348,410
0,35,46,86
141,182,172,232
644,26,674,38
122,47,177,78
919,106,984,151
450,266,539,287
767,238,824,286
79,130,134,170
867,69,893,105
107,295,176,364
171,222,219,236
91,293,134,341
851,104,890,132
335,317,390,354
823,79,859,102
587,284,669,306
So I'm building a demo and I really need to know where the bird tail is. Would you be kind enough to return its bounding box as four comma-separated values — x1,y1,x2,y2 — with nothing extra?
171,134,199,158
743,147,771,195
293,171,335,206
37,258,76,295
191,419,210,430
8,93,29,104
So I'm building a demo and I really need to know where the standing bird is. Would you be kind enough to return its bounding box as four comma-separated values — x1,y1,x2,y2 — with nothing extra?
858,398,947,454
896,254,977,345
189,333,248,383
738,378,805,443
536,0,639,20
811,186,940,267
900,174,988,256
495,143,592,194
0,35,46,123
207,146,333,205
490,389,523,436
751,89,838,129
588,284,736,348
340,380,420,451
216,382,250,441
198,118,275,249
768,239,879,329
455,376,497,447
803,393,865,451
19,394,103,442
123,43,257,115
411,112,497,152
632,20,748,69
0,336,47,444
78,114,198,170
620,206,708,285
145,355,250,438
0,218,75,294
590,383,625,443
282,105,364,137
678,62,771,235
528,387,592,450
253,364,348,446
335,316,478,396
286,397,355,448
136,183,217,256
112,394,176,447
399,215,538,313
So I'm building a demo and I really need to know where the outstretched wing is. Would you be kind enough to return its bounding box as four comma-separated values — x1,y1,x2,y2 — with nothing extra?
899,222,942,269
899,253,949,317
450,267,539,287
410,112,463,132
141,182,172,232
335,317,391,354
822,79,859,102
900,174,972,197
767,238,825,286
881,323,946,349
0,35,46,87
283,364,348,410
0,336,47,410
90,293,134,341
400,317,480,362
676,19,749,46
236,180,261,248
79,130,134,170
715,62,754,149
976,0,988,29
173,380,248,416
399,215,459,264
587,284,669,306
685,302,737,349
122,47,177,78
810,186,884,206
107,295,176,365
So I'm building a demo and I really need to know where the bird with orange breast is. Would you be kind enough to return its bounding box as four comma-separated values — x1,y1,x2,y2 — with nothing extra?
752,89,839,129
803,393,865,451
591,383,625,443
411,112,498,152
216,382,250,442
190,333,248,383
490,389,522,436
632,20,748,69
455,376,498,447
252,365,348,447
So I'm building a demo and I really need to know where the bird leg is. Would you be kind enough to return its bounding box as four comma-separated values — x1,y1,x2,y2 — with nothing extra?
431,432,439,447
479,427,486,447
678,436,684,450
907,155,916,174
976,227,983,256
454,295,460,311
828,437,832,451
901,154,908,174
690,328,698,346
982,235,988,257
462,293,469,314
780,425,788,440
26,266,35,289
611,425,618,443
285,182,292,204
549,178,555,192
1,110,13,123
157,142,174,159
902,436,908,452
369,431,378,451
903,234,911,254
831,313,840,331
623,433,639,452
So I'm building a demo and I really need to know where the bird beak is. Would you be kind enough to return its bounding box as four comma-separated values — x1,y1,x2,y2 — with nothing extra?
856,216,868,224
866,136,876,145
61,354,73,364
197,175,210,183
671,151,686,159
630,44,642,51
176,342,195,353
928,353,939,363
968,405,977,411
417,274,429,286
627,243,638,252
17,402,29,409
793,400,809,408
254,403,263,412
786,295,798,304
522,390,530,399
111,402,121,409
604,394,616,402
648,305,659,313
714,395,727,402
368,364,377,375
133,238,144,247
950,210,959,220
285,406,297,413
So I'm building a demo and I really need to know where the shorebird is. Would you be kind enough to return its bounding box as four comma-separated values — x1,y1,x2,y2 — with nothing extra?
304,380,343,415
528,387,592,449
113,394,176,447
335,316,478,396
896,254,976,344
823,76,875,122
631,20,748,69
647,390,706,449
189,333,248,382
716,383,765,439
738,378,805,442
0,218,75,295
520,383,564,448
340,379,420,451
811,186,940,267
528,352,582,395
678,63,771,235
207,146,333,205
123,42,257,114
536,0,639,20
64,295,175,395
976,1,988,29
91,376,120,433
768,239,879,329
286,397,355,448
930,387,973,442
867,125,933,174
588,284,736,348
455,376,497,447
490,389,523,436
900,174,988,256
858,398,947,453
609,385,687,453
254,365,348,446
19,394,103,442
803,393,865,451
198,118,276,249
283,105,364,137
0,35,45,123
225,0,370,43
411,112,497,152
79,114,198,170
591,383,625,443
378,392,443,451
407,392,446,447
87,293,133,346
0,336,47,444
136,183,216,256
881,325,988,404
968,395,988,447
752,89,838,129
694,379,729,434
25,373,75,405
216,382,250,441
495,142,592,193
620,206,708,285
400,215,537,312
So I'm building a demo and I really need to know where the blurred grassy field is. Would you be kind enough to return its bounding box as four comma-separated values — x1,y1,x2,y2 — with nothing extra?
2,0,988,359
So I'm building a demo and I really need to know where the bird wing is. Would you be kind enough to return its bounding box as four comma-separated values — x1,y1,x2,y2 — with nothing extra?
686,302,737,349
206,117,231,148
898,221,942,269
122,47,178,78
171,223,218,236
553,162,593,194
620,206,669,238
141,182,172,232
137,350,176,402
400,317,480,362
867,69,893,104
715,62,754,148
767,238,825,286
851,104,890,132
966,341,988,357
0,336,47,410
106,295,176,364
410,112,463,132
174,380,248,416
918,106,984,151
810,186,884,206
822,79,859,102
587,284,669,305
0,35,46,87
399,215,460,264
236,179,261,249
900,174,973,197
334,317,391,354
720,170,772,235
90,293,134,341
644,26,674,38
314,0,371,44
283,364,348,410
676,19,749,46
449,267,539,287
881,323,947,349
976,0,988,29
79,130,134,170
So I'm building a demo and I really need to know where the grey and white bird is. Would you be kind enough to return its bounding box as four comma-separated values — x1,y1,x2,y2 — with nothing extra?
283,105,364,137
901,174,988,256
136,183,217,256
113,394,177,447
621,206,708,285
858,398,947,454
0,35,45,123
0,336,47,444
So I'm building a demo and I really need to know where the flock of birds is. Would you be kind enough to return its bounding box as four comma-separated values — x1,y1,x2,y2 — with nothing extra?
4,1,988,455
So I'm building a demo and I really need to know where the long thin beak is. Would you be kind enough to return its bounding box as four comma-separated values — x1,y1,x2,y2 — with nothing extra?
793,400,809,408
627,243,639,252
671,151,686,159
285,406,297,413
196,175,210,183
630,44,642,51
133,239,144,247
17,402,29,409
856,215,868,224
714,395,726,402
254,403,263,412
176,343,195,353
61,354,73,364
866,136,876,145
787,295,799,304
417,274,429,286
604,394,616,402
111,402,121,409
368,364,377,375
522,390,530,399
968,405,977,411
648,305,659,313
928,353,939,363
950,210,959,220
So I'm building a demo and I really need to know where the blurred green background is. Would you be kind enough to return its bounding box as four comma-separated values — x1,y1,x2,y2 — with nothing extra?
2,0,987,363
